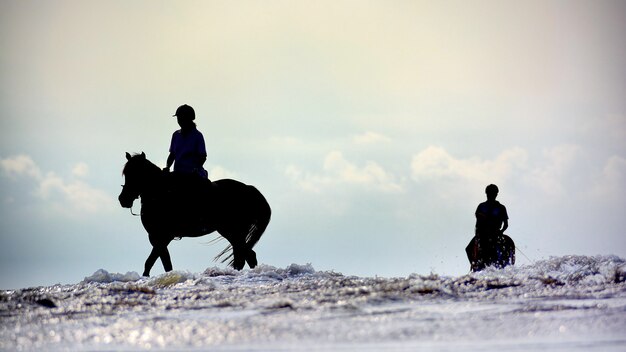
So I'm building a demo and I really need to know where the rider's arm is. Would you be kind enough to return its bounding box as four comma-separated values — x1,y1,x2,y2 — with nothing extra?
501,219,508,233
165,152,175,171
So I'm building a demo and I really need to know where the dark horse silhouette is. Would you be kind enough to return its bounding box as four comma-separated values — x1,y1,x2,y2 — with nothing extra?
118,152,271,276
465,234,515,272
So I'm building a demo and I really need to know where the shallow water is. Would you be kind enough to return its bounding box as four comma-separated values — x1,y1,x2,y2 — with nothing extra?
1,255,625,351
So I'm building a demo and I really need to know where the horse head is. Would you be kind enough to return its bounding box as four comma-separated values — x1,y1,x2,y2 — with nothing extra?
119,152,153,208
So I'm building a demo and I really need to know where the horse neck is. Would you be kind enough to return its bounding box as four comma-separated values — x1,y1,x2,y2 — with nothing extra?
138,162,163,198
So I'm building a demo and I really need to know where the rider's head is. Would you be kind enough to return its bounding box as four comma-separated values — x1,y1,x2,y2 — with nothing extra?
174,104,195,120
173,104,196,129
485,184,499,201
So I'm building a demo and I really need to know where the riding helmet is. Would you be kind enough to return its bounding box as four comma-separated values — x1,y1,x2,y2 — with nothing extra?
173,104,195,120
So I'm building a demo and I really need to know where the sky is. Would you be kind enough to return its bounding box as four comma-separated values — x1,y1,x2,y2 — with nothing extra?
1,0,625,289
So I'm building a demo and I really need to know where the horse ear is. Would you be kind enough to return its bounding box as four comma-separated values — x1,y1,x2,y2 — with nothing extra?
140,152,146,159
126,152,132,161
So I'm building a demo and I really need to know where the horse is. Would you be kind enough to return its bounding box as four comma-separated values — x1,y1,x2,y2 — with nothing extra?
118,152,271,276
465,234,515,272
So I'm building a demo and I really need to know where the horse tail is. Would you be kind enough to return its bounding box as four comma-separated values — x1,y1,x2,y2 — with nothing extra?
214,184,271,266
245,185,271,250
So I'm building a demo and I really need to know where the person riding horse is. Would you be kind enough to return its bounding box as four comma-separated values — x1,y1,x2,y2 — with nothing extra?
475,184,508,240
119,153,271,276
161,104,212,229
164,104,208,179
467,184,513,271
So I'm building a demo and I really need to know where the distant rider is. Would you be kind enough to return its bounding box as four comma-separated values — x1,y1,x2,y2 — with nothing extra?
164,104,208,179
474,184,509,266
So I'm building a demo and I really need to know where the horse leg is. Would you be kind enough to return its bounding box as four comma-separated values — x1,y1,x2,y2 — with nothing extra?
159,245,173,272
246,249,257,269
231,230,259,269
232,239,260,269
231,242,258,270
218,228,246,270
143,233,173,276
228,236,246,270
143,247,159,277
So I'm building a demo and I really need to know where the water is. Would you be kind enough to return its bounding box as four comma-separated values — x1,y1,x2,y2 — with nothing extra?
1,255,625,351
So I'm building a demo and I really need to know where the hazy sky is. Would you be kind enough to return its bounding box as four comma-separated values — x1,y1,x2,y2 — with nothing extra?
1,1,625,289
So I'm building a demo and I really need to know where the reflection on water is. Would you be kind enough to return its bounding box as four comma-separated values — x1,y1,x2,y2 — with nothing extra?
1,256,625,351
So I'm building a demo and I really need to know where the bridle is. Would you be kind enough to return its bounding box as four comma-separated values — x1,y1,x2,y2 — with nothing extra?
120,184,141,216
129,204,140,216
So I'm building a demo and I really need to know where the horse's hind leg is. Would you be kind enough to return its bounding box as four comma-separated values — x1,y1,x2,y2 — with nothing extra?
218,229,247,270
232,246,258,270
219,220,262,270
231,244,246,270
246,249,257,268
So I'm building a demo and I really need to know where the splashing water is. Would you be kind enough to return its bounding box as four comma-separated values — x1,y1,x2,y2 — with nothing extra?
1,256,625,351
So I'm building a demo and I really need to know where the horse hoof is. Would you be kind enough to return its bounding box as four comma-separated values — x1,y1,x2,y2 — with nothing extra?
233,258,245,271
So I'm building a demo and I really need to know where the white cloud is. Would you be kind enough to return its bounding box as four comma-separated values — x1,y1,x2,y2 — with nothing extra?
352,131,391,145
0,154,43,180
1,155,114,215
409,144,623,203
71,162,89,178
525,145,581,196
208,165,238,181
411,146,528,185
287,151,402,193
269,136,304,147
590,155,626,199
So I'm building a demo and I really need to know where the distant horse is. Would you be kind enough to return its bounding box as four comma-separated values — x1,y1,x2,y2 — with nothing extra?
118,152,271,276
465,234,515,272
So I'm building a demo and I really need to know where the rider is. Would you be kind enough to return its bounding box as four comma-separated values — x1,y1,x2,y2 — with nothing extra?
164,104,208,179
474,184,509,265
164,104,211,233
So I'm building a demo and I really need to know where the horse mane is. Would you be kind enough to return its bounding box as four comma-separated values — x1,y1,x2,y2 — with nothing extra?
122,153,160,176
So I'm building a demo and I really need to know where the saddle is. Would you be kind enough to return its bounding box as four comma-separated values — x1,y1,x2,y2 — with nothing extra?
159,172,218,234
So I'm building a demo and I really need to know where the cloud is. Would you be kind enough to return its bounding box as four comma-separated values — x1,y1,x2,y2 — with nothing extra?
409,144,624,203
287,151,402,193
1,154,114,215
411,146,528,185
352,131,391,145
525,145,581,196
0,154,43,180
590,155,626,199
207,165,238,181
71,162,89,178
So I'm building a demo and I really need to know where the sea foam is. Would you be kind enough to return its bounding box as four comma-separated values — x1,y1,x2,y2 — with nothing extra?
2,256,625,352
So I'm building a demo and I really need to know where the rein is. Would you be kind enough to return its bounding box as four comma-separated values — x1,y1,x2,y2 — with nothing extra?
121,158,162,218
129,205,140,216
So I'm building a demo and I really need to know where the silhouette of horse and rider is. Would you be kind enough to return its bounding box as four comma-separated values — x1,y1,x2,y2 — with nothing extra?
119,104,512,275
118,105,271,277
466,184,515,271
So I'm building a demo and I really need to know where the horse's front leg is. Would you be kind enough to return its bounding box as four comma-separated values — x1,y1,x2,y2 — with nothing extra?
143,234,173,277
143,247,159,277
159,245,173,272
